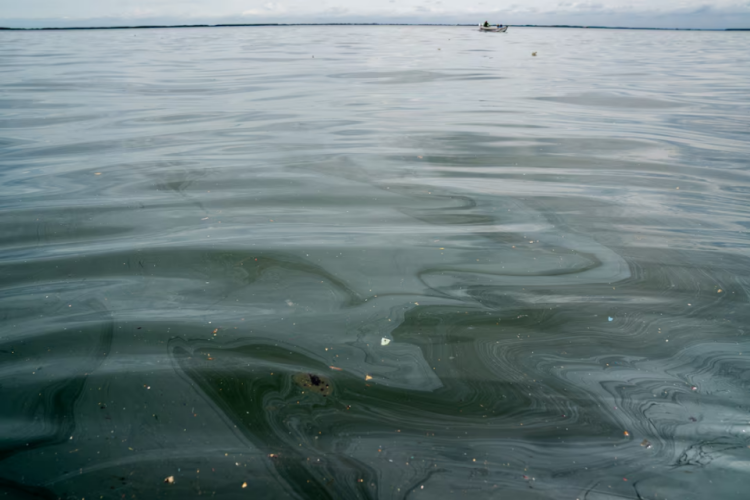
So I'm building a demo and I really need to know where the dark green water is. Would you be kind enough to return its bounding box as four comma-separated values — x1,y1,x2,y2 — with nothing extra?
1,26,749,499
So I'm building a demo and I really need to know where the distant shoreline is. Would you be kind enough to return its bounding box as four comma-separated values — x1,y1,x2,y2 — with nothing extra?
1,23,748,32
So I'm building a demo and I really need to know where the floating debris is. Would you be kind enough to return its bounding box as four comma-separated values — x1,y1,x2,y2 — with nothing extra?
640,439,652,448
608,317,613,322
365,375,373,381
381,337,391,346
293,372,332,397
242,482,247,488
164,476,175,484
623,430,630,437
532,52,537,56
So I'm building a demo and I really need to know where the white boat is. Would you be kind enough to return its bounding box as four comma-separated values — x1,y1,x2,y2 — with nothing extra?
478,25,508,32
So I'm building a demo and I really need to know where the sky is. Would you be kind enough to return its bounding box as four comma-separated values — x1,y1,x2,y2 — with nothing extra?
1,0,749,29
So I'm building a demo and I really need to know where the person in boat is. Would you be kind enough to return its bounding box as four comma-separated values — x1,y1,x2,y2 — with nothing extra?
483,21,490,27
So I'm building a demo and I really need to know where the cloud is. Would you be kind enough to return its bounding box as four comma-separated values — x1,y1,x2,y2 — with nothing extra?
325,6,350,15
243,1,287,16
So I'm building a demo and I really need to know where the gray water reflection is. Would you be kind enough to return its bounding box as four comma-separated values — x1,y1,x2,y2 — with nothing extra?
1,26,749,499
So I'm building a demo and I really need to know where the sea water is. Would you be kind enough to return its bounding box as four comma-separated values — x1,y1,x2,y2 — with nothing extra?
1,25,749,499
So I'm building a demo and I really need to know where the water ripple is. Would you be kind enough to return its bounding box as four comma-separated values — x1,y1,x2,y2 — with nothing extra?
0,25,749,499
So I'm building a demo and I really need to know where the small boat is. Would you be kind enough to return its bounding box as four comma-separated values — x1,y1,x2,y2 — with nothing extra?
478,25,508,32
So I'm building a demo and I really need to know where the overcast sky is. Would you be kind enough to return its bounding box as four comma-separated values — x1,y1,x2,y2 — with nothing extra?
2,1,749,29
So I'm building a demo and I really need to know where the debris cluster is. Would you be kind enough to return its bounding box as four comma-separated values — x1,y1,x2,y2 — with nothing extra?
293,372,332,397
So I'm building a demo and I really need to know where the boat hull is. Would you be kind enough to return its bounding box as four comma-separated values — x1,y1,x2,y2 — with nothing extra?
478,26,508,32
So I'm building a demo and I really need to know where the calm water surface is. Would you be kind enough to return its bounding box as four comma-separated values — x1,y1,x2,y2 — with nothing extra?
1,26,750,499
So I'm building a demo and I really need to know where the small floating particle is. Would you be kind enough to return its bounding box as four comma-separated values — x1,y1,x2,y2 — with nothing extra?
212,329,218,334
329,366,343,371
623,430,630,437
94,172,102,175
692,386,698,391
365,375,373,381
201,217,209,220
381,337,391,346
640,439,652,448
242,482,247,488
414,302,419,305
532,52,537,56
717,289,723,293
164,476,175,484
608,317,613,322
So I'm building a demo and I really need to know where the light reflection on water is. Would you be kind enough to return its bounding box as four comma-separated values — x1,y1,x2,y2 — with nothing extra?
1,26,749,499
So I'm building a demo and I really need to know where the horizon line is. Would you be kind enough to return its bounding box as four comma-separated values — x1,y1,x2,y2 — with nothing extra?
1,23,749,32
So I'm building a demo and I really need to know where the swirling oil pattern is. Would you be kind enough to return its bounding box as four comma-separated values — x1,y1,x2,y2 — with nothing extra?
1,25,749,500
